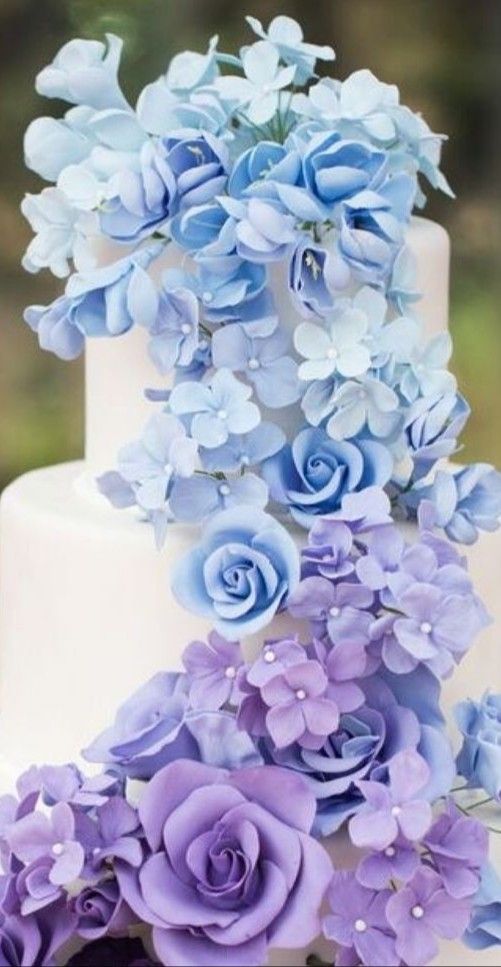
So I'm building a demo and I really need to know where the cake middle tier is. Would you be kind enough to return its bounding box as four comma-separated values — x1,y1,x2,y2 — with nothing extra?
1,458,500,773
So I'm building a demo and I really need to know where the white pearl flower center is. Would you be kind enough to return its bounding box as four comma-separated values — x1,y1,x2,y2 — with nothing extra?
354,919,367,933
385,846,396,858
52,843,64,856
330,606,341,617
217,409,228,420
181,323,192,335
391,806,402,817
203,291,213,303
296,689,307,701
264,650,276,663
248,357,260,370
420,622,432,634
326,347,338,360
412,905,425,920
219,484,230,497
225,665,237,680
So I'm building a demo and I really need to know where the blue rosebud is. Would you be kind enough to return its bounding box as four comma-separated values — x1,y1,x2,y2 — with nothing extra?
171,507,300,637
262,427,393,527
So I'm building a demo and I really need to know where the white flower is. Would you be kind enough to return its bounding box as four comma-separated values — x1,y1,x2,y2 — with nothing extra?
21,187,97,278
295,305,371,381
215,41,296,125
246,15,334,83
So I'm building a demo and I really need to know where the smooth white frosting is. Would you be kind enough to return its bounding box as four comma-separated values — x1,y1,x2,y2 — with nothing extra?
85,215,450,477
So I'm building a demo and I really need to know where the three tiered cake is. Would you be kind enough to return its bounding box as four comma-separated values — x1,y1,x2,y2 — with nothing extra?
1,16,501,967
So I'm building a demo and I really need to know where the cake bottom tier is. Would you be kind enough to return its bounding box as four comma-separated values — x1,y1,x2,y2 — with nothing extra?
1,461,501,967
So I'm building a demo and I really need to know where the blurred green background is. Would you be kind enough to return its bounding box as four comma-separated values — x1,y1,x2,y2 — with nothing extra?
0,0,500,492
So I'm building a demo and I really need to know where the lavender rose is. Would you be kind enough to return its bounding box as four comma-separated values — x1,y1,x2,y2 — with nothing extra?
118,760,333,967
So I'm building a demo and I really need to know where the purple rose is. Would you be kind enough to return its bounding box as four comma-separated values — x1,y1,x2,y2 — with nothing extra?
67,936,156,967
118,760,333,966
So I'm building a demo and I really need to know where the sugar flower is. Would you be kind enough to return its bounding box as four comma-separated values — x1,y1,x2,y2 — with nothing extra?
171,506,300,637
300,518,355,581
212,321,301,408
260,659,339,749
410,464,501,545
423,800,488,899
323,871,398,967
386,866,471,966
21,188,96,278
464,864,501,951
35,34,128,110
182,632,245,710
356,837,420,890
199,421,285,473
0,904,76,967
71,879,133,941
322,377,401,441
295,305,371,381
169,471,268,525
146,282,200,375
117,760,333,966
348,749,433,850
263,427,393,527
455,692,501,799
246,15,335,84
215,41,296,125
169,368,260,448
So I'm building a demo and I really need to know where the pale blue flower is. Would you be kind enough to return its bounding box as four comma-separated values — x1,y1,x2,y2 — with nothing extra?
137,81,230,139
169,368,260,448
99,139,177,243
400,332,456,401
292,71,399,141
325,377,401,440
212,322,301,408
215,41,296,125
235,197,297,263
116,412,198,509
464,864,501,951
24,106,98,182
170,472,268,523
388,244,421,313
246,15,335,85
35,34,128,110
405,393,470,479
295,305,371,382
171,506,300,637
200,422,286,473
165,36,221,93
303,132,387,206
24,246,160,358
161,260,267,324
455,694,501,800
21,188,96,278
170,201,231,254
147,281,200,375
339,176,415,284
409,465,501,545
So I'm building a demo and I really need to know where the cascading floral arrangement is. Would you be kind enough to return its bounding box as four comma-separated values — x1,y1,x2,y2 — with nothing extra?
5,14,501,967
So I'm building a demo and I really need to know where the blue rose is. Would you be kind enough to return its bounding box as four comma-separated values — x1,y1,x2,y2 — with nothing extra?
172,507,300,637
465,864,501,951
262,427,393,528
24,247,159,359
455,693,501,800
83,671,261,780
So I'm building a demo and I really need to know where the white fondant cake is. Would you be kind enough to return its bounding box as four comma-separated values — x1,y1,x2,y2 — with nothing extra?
1,214,500,967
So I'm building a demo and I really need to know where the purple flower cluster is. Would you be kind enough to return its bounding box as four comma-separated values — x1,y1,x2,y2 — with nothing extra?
324,799,488,966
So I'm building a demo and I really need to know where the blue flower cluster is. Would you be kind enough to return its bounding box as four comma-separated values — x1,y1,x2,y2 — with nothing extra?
21,17,501,555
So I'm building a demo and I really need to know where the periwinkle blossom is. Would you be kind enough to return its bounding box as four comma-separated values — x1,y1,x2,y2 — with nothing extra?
35,34,128,110
400,331,456,402
215,41,296,125
323,871,399,967
404,392,470,479
170,471,268,525
386,866,471,966
245,637,307,689
338,175,415,284
300,518,356,581
409,464,501,545
25,246,160,360
234,197,298,263
263,427,393,527
199,421,286,473
146,282,200,375
212,321,301,408
348,749,433,851
323,377,401,441
246,15,335,84
464,864,501,952
356,837,420,890
73,797,142,873
423,801,488,899
295,305,371,381
169,367,261,448
0,904,76,967
6,803,85,912
182,632,245,710
260,660,339,750
289,238,350,315
288,576,374,646
387,581,489,678
302,133,387,207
